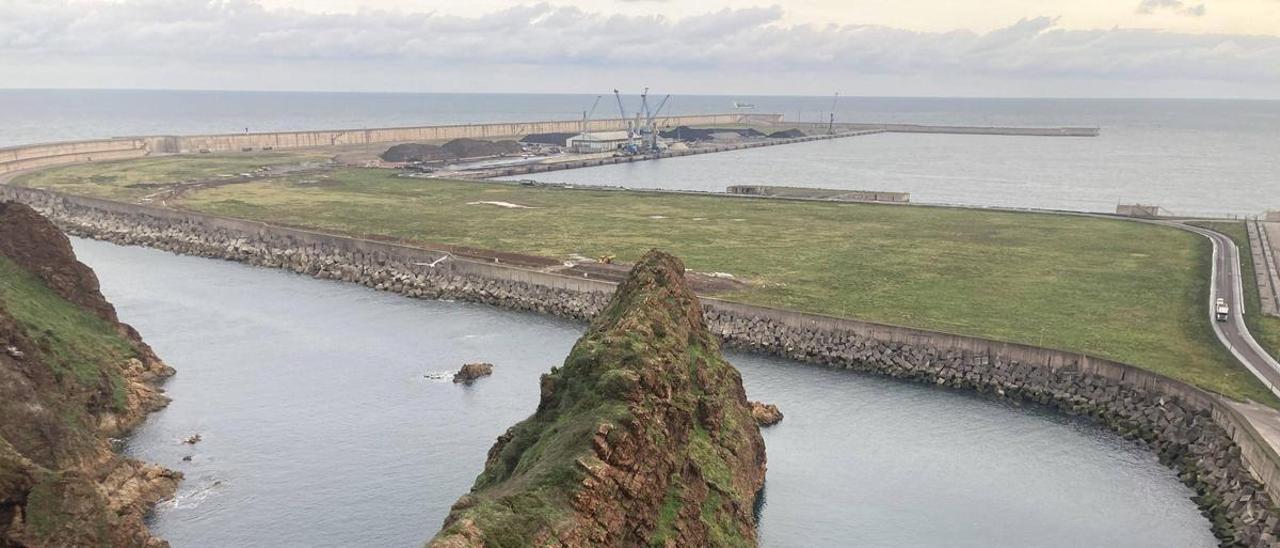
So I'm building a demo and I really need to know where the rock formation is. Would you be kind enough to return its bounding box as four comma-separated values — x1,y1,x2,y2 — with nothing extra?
430,249,767,547
452,363,494,384
0,202,178,547
749,402,783,427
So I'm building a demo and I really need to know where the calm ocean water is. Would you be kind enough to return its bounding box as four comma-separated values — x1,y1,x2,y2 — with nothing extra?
73,238,1214,547
2,89,1276,215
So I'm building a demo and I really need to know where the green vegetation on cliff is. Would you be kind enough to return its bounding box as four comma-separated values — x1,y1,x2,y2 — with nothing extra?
431,250,765,547
0,202,178,547
0,257,136,409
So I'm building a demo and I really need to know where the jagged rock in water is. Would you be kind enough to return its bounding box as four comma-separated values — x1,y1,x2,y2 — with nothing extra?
453,363,494,384
430,249,767,547
749,402,783,427
0,202,178,547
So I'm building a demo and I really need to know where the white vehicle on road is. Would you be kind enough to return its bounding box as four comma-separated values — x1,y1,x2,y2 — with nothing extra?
1215,298,1230,322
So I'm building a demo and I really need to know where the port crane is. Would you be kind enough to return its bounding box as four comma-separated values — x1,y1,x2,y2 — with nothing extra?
641,92,671,152
828,91,840,135
581,95,602,134
612,89,638,154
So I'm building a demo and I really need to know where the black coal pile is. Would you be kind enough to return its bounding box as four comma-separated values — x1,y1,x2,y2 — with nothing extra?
440,138,523,159
767,129,806,139
380,139,523,163
380,143,454,162
659,126,767,141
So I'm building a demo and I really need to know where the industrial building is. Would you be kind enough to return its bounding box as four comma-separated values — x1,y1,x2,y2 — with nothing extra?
566,131,632,153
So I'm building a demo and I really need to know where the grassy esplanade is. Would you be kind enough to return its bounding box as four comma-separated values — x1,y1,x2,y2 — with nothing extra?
14,156,1273,403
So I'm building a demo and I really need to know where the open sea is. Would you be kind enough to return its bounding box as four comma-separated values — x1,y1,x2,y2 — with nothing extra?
1,89,1277,217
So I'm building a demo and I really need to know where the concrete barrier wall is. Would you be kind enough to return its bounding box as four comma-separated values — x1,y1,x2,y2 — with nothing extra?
169,113,780,154
0,113,783,176
3,184,1279,542
0,138,154,175
789,121,1100,137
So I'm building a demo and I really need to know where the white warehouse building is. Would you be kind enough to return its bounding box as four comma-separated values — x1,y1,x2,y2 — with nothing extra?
565,131,632,153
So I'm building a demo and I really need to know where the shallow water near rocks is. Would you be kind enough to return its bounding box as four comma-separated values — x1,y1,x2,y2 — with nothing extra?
71,238,1217,547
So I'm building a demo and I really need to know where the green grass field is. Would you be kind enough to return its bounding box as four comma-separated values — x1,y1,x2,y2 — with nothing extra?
1194,222,1280,363
11,152,328,201
14,161,1276,403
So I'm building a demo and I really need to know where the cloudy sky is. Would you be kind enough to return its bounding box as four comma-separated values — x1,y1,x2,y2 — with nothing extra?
2,0,1279,98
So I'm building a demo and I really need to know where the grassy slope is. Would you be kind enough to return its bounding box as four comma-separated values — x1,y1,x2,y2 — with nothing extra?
14,161,1276,403
1193,222,1280,363
11,152,327,201
0,257,136,409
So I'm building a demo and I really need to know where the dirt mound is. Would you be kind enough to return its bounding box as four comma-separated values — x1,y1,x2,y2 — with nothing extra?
380,143,454,163
767,128,806,139
431,249,766,547
0,202,178,547
440,139,522,159
659,126,766,141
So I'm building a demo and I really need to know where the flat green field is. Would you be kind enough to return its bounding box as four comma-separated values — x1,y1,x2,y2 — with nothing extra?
14,161,1274,403
10,152,328,201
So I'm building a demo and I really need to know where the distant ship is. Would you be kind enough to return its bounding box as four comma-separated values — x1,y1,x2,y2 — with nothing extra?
732,101,756,110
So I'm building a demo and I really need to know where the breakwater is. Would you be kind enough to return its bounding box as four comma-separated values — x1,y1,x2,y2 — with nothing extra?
792,122,1101,137
1,185,1277,545
473,129,883,179
0,113,782,176
1249,220,1280,317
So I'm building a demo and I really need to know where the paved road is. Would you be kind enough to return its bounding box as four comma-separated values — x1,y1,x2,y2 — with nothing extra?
1176,222,1280,396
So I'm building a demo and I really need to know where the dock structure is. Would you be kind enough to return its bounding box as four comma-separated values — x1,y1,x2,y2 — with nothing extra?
1251,220,1280,317
1116,204,1163,218
726,185,908,204
787,122,1101,138
470,129,885,179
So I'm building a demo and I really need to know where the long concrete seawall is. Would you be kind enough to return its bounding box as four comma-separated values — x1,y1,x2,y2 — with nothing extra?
0,113,1099,178
2,184,1277,544
0,113,782,176
792,121,1101,137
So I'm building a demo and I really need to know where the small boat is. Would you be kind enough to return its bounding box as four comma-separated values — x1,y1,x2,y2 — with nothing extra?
732,101,756,110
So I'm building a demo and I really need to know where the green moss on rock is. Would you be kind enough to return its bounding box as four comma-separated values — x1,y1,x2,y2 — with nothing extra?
430,250,766,547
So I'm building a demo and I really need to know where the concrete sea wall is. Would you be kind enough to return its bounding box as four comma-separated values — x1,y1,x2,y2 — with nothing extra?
0,114,781,176
792,122,1101,137
2,185,1278,545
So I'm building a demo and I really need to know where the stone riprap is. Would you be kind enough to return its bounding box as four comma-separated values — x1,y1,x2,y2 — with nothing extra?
3,185,1278,546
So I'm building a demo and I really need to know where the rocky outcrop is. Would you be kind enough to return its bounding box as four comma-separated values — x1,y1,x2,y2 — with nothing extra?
0,202,178,547
749,402,783,427
6,186,1280,545
452,363,494,384
431,250,766,547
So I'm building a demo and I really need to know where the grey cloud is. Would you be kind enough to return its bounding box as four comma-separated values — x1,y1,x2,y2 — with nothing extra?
0,0,1274,85
1137,0,1207,16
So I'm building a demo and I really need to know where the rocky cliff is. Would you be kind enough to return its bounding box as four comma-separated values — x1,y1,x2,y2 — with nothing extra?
430,250,767,547
0,202,178,547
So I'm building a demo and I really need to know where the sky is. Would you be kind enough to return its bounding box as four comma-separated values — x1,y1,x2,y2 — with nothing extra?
2,0,1279,98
